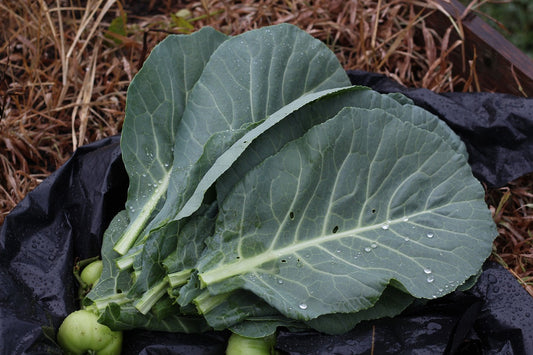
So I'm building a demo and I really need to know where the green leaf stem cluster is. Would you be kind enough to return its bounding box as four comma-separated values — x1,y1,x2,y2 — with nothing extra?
85,24,497,338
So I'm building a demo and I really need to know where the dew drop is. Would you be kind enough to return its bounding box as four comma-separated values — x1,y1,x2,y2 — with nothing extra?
404,237,410,242
299,303,308,310
278,279,284,284
371,243,377,249
364,247,372,252
423,268,432,274
427,275,435,283
381,224,389,230
402,217,409,222
426,233,434,238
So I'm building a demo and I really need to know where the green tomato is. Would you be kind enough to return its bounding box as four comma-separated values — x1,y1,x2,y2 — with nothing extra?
57,309,122,355
80,260,103,286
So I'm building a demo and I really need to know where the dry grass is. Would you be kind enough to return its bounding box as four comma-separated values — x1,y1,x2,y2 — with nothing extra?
1,0,532,293
488,173,533,296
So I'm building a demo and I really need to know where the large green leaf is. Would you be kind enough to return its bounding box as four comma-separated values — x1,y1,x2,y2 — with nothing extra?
197,106,496,321
215,88,468,205
304,285,414,334
115,27,228,254
133,24,351,251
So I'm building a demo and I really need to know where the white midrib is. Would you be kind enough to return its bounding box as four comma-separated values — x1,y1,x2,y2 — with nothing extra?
114,171,171,255
198,216,408,287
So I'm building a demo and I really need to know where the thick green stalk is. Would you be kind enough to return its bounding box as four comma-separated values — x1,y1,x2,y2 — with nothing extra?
115,246,142,270
133,278,169,315
86,293,131,314
193,290,232,315
167,268,193,288
113,173,170,255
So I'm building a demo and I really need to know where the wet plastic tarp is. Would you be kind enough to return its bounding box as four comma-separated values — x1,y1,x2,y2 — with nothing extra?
2,72,533,354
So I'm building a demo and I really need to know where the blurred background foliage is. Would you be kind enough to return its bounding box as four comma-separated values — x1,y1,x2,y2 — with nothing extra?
464,0,533,57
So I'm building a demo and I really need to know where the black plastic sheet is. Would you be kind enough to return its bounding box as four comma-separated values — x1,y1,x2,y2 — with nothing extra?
2,73,533,354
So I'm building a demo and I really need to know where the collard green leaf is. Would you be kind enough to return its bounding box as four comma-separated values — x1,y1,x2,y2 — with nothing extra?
114,27,228,254
138,24,351,247
197,106,496,321
229,316,309,338
195,289,278,331
99,302,210,333
215,88,468,205
304,285,414,334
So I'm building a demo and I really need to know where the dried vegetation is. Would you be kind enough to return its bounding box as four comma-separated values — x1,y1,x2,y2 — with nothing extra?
1,0,531,294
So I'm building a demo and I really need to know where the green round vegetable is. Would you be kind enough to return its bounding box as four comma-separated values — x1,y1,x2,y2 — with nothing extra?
80,259,103,286
225,333,276,355
57,309,122,355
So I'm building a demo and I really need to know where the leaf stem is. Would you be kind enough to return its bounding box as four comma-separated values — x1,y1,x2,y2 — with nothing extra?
193,290,231,315
87,293,131,313
115,246,142,270
114,172,171,255
167,268,193,288
134,278,169,315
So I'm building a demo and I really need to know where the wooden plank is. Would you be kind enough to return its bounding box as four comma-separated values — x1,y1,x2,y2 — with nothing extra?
426,0,533,96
